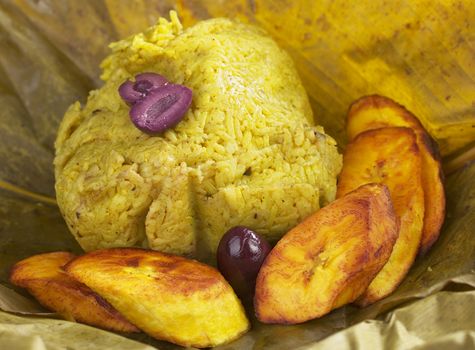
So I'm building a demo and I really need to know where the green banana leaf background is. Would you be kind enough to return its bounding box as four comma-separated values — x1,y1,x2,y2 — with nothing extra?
0,0,474,349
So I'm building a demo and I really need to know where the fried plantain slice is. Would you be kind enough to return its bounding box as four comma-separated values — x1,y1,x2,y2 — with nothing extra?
9,251,138,332
337,127,425,306
254,183,398,324
64,248,249,348
347,95,445,255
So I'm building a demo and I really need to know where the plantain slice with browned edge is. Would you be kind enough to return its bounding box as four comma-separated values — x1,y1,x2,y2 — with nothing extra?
255,183,398,324
64,248,249,348
337,127,425,306
9,251,138,332
347,95,445,255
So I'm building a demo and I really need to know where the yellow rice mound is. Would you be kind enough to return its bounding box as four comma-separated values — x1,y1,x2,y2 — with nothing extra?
54,12,342,260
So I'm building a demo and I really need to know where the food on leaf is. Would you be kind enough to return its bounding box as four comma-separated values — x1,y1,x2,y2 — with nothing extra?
347,95,445,255
254,183,398,324
64,248,250,348
9,252,138,333
337,127,425,306
54,14,342,257
217,226,271,299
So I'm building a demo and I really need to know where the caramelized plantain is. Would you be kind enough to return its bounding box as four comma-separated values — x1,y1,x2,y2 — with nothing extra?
64,248,249,348
347,95,445,255
10,251,138,332
255,183,398,323
337,127,425,306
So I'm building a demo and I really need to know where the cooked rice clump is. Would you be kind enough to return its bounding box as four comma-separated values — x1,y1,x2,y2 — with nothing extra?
54,12,342,260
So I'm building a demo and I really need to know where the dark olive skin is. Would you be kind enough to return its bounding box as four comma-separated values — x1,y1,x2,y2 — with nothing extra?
119,72,192,134
217,226,272,300
118,72,168,105
129,84,192,134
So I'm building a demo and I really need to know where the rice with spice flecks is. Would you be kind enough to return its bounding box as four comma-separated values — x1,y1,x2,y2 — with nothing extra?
54,12,342,261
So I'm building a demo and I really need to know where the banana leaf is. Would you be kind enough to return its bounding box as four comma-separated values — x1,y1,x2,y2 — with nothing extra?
0,0,474,348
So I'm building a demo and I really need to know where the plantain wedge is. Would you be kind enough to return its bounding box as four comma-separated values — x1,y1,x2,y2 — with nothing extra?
9,252,138,332
64,248,249,348
347,95,445,255
255,183,398,324
337,127,425,306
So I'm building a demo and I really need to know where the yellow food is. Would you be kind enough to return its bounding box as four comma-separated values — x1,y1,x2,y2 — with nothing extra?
347,95,445,255
180,1,475,157
64,248,250,348
337,127,424,306
54,13,342,258
255,183,398,324
9,252,138,333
